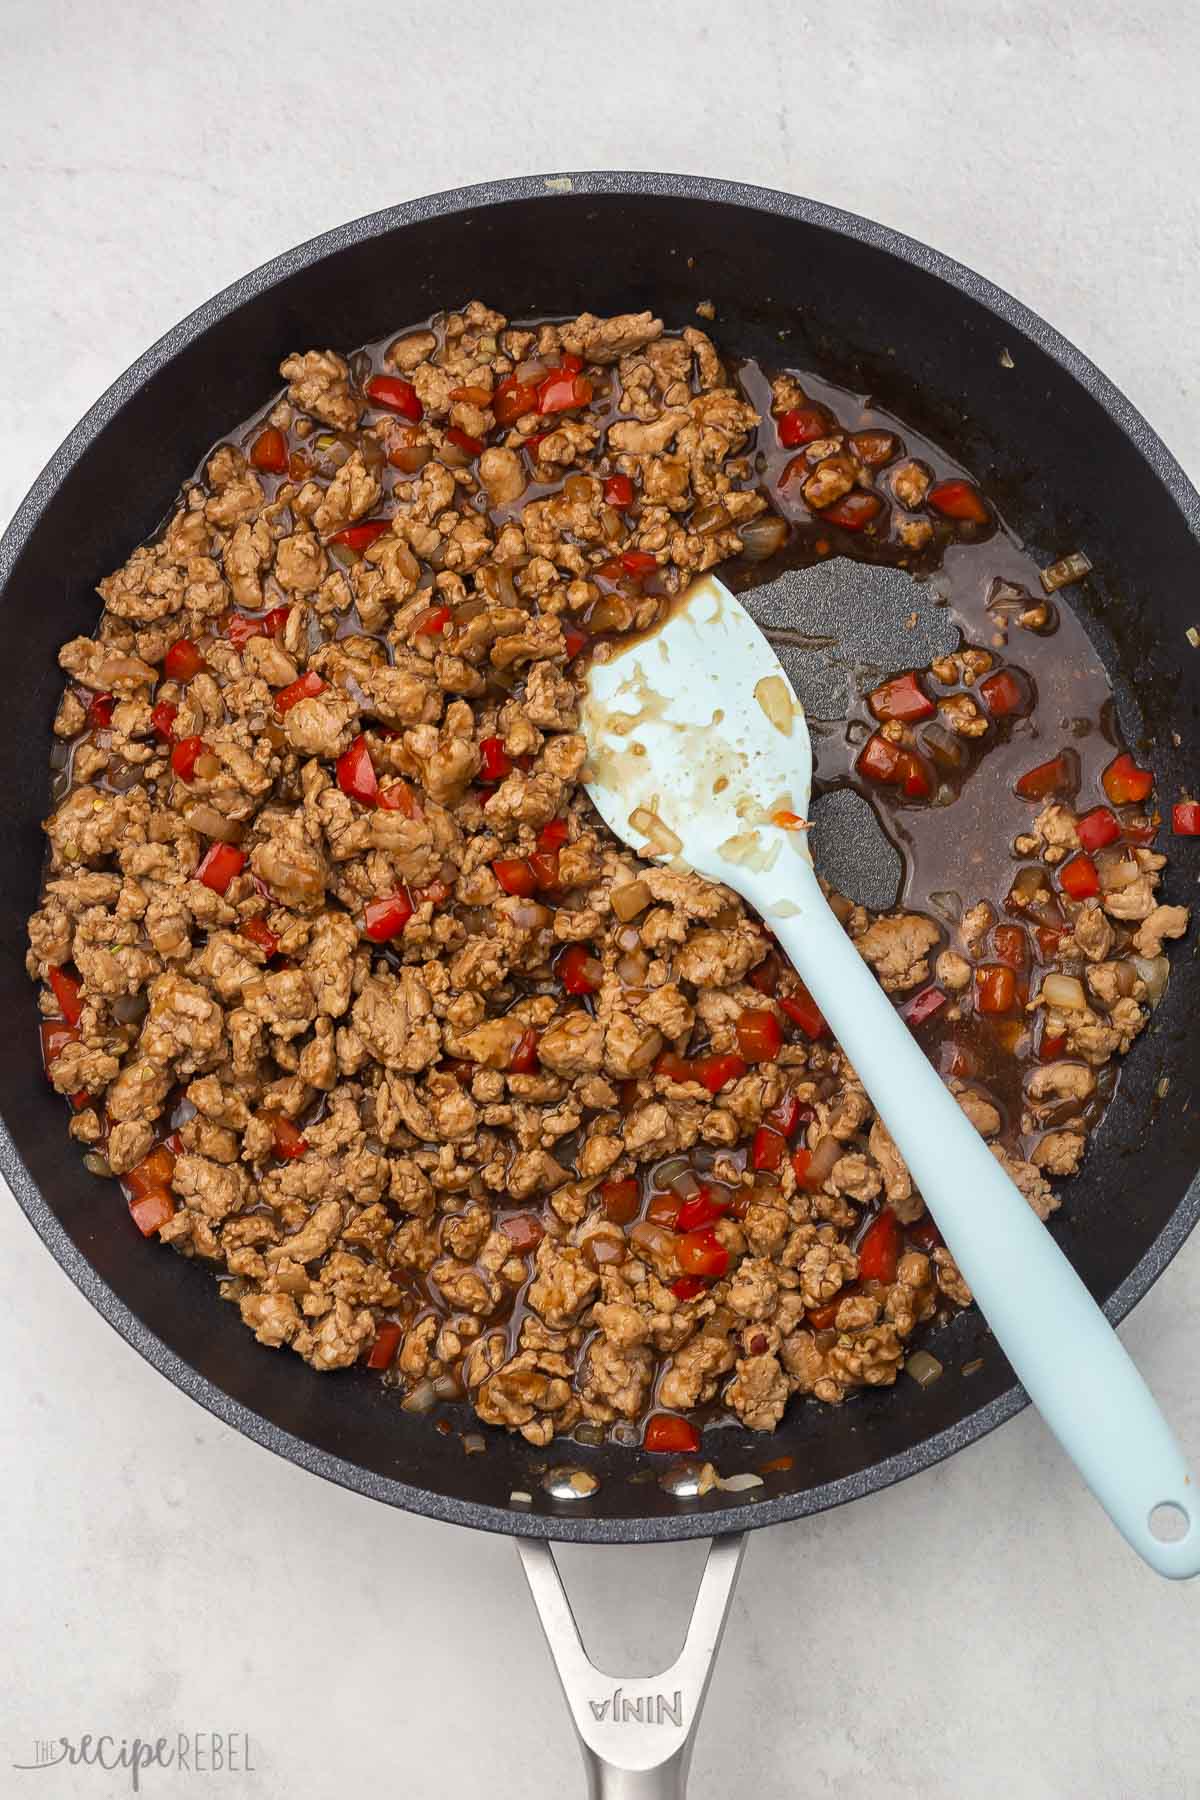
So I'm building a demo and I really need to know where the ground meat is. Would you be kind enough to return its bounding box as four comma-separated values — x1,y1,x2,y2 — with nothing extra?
855,913,941,992
30,296,1184,1456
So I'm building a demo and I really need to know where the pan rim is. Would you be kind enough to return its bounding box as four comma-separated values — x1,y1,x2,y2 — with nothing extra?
3,168,1199,1543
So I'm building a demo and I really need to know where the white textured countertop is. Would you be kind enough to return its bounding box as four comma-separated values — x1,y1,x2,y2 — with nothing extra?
3,3,1199,1794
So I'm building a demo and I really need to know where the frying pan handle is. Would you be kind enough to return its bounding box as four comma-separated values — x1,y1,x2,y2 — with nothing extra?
760,856,1200,1579
516,1532,746,1797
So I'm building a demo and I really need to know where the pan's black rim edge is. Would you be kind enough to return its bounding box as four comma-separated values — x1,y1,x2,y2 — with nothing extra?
2,169,1199,1545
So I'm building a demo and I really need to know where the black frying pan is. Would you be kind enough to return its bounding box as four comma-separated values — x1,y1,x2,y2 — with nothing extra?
2,170,1198,1788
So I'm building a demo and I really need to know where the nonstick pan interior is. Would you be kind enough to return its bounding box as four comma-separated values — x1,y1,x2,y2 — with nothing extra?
1,174,1198,1541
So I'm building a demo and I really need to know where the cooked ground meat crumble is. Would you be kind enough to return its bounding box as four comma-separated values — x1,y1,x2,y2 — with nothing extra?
29,300,1192,1452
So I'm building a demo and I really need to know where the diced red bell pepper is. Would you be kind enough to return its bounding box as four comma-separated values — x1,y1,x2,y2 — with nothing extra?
240,915,280,958
791,1145,820,1190
735,1007,783,1064
48,967,84,1026
196,842,245,894
823,492,883,531
328,518,393,553
979,669,1028,717
777,405,831,448
151,700,178,742
1102,753,1154,806
274,672,326,715
869,671,934,724
644,1413,700,1455
1059,852,1101,900
366,1323,403,1370
751,1126,787,1173
1015,754,1075,800
500,1212,545,1255
928,479,989,524
523,431,551,460
690,1052,747,1095
559,944,603,995
857,1207,900,1282
856,731,904,784
527,849,560,890
670,1276,707,1302
414,604,452,637
125,1144,176,1200
620,549,658,577
536,367,593,414
779,989,828,1039
654,1050,695,1084
537,818,569,852
163,638,205,682
675,1225,730,1279
1039,1031,1068,1062
563,626,589,660
86,691,115,730
1173,801,1200,835
478,736,513,783
508,1027,540,1074
604,474,635,509
1076,807,1120,851
362,890,415,941
601,1177,641,1225
336,733,379,806
766,1092,804,1137
493,858,536,897
903,984,947,1026
675,1187,729,1233
170,735,210,782
40,1017,78,1070
976,963,1017,1013
128,1185,176,1237
492,375,541,425
805,1295,847,1331
225,612,267,651
1035,924,1065,961
445,426,484,458
249,426,288,473
365,374,423,420
748,953,781,996
270,1114,308,1160
378,778,420,817
993,923,1030,970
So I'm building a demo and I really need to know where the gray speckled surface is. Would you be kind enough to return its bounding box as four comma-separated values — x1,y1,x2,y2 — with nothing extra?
4,2,1200,1794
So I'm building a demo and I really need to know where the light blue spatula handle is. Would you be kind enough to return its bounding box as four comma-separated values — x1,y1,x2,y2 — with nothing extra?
760,859,1199,1578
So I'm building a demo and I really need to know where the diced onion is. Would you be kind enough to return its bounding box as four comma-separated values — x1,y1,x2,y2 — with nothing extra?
574,1421,606,1446
629,806,683,858
612,879,652,922
692,501,731,535
83,1153,111,1178
668,1166,703,1201
462,1433,486,1455
739,514,790,562
186,802,245,844
391,445,431,474
1133,955,1170,1006
1040,551,1092,593
1042,973,1087,1011
401,1379,437,1413
716,1471,765,1492
1098,853,1140,892
905,1350,944,1388
806,1133,843,1186
432,1373,461,1400
617,951,649,985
